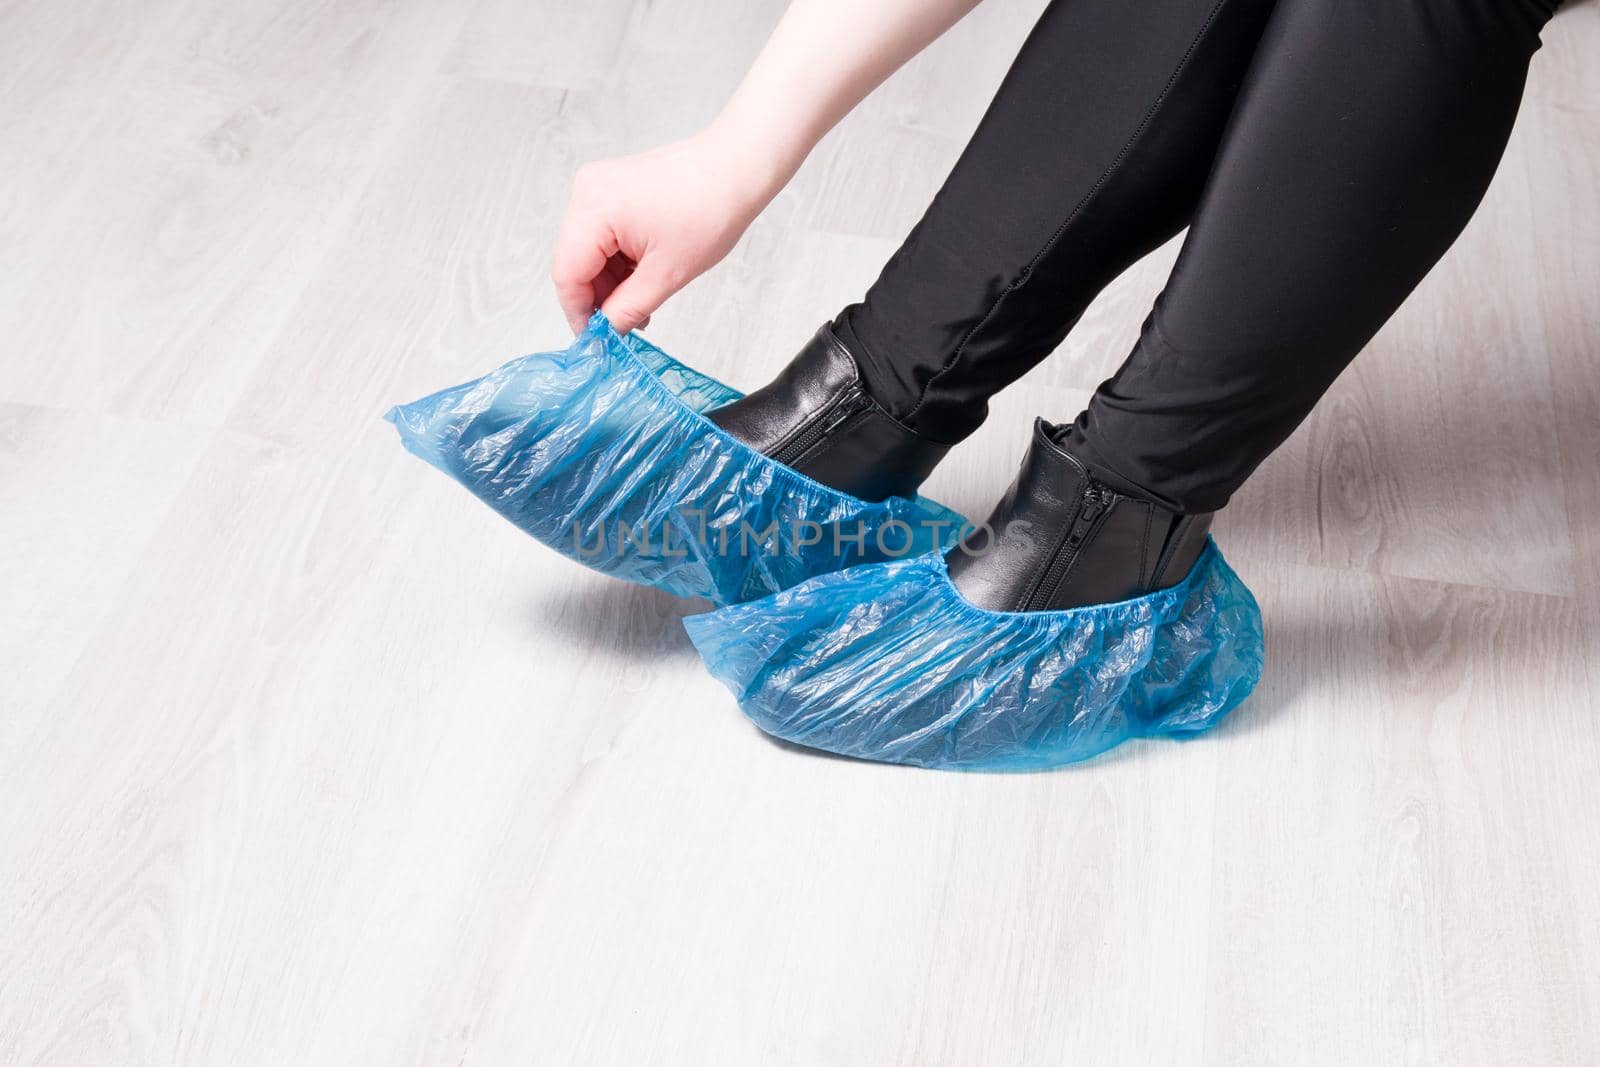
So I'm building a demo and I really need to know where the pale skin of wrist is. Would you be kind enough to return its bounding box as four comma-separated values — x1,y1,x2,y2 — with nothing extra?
697,115,807,209
707,0,984,206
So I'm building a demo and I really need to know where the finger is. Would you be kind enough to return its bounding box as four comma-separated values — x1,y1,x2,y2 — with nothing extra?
599,258,679,335
589,253,633,312
550,214,614,334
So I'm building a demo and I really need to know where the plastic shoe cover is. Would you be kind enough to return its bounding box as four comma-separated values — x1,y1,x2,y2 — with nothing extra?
385,313,966,605
684,538,1264,771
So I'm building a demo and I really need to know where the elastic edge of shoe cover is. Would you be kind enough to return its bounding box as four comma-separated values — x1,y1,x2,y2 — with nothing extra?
594,313,964,526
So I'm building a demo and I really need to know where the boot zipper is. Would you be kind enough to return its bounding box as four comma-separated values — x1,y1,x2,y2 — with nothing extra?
770,388,872,468
1023,481,1114,611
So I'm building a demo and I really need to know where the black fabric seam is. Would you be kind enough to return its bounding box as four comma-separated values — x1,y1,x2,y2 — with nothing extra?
903,0,1233,425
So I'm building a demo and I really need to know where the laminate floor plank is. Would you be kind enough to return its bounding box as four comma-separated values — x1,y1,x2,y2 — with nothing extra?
1,0,474,425
2,2,1596,1064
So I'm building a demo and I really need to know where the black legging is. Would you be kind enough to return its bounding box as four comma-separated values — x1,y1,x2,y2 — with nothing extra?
834,0,1560,513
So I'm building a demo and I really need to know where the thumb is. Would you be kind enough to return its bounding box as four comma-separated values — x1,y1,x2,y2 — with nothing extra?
600,258,680,335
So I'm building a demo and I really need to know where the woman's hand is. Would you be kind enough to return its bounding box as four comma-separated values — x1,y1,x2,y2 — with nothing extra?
550,0,983,335
551,129,780,335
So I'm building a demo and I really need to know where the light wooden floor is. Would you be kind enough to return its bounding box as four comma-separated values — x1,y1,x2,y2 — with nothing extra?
3,1,1597,1063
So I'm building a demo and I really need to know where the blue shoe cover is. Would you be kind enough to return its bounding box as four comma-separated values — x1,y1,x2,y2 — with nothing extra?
684,538,1264,771
385,313,966,605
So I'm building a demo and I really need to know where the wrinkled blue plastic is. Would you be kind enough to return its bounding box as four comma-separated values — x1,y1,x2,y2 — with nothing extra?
684,538,1264,771
386,313,966,605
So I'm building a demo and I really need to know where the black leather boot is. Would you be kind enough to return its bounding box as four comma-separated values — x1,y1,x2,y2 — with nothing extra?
947,419,1213,612
706,324,952,502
